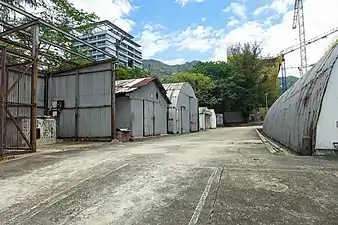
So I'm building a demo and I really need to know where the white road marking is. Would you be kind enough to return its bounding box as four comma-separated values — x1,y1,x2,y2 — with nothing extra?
188,168,218,225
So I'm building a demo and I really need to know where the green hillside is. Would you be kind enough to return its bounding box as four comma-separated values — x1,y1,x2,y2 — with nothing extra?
277,76,299,93
142,59,199,76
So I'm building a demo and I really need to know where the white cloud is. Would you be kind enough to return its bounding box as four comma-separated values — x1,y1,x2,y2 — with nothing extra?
68,0,135,32
138,25,171,58
254,0,293,16
163,58,186,65
201,17,206,22
175,0,205,7
175,25,223,52
214,0,338,77
223,2,246,18
227,17,240,27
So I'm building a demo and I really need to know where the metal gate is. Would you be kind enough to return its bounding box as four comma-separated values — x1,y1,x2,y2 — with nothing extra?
0,45,38,157
143,100,155,136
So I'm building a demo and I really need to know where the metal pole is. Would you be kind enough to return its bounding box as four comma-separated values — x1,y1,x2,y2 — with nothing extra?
0,47,6,157
111,62,116,140
265,93,268,112
30,24,39,152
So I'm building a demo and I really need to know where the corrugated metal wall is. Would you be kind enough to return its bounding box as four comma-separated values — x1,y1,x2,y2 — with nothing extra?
164,83,198,134
263,44,338,155
5,68,45,147
49,61,113,139
129,81,168,138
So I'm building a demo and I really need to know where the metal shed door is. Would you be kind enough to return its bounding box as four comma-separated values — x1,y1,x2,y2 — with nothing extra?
143,100,154,136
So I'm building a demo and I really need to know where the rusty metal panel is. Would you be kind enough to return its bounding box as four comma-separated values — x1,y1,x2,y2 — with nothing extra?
263,44,338,155
7,70,31,118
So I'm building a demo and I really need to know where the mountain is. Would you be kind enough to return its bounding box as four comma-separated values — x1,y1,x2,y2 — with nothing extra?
142,59,199,76
277,76,299,91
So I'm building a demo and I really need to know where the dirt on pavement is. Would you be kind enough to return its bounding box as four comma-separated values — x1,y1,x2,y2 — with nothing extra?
0,127,337,225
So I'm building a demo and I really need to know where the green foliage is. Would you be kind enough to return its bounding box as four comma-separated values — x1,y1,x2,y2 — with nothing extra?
116,67,151,80
160,42,281,119
162,72,218,107
142,59,199,77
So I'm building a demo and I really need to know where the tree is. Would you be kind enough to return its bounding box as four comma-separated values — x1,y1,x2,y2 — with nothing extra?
116,67,151,80
227,42,268,117
1,0,100,69
162,72,217,107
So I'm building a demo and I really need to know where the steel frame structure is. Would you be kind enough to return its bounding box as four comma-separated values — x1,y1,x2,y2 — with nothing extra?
292,0,307,77
277,26,338,93
0,1,117,157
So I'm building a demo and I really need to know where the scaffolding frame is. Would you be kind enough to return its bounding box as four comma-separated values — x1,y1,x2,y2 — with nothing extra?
0,1,117,156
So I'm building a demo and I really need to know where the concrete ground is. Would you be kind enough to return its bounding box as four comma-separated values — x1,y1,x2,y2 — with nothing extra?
0,127,337,225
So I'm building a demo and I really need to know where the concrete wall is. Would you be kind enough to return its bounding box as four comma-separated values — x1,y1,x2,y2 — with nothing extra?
224,111,246,124
48,61,113,139
263,44,338,155
315,55,338,151
126,81,168,138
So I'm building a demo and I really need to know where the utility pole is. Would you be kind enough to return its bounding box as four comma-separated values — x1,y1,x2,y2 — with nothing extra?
265,93,268,112
114,35,126,70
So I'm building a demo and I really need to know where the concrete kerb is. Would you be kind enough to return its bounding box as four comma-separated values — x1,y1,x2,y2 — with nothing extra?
254,128,293,155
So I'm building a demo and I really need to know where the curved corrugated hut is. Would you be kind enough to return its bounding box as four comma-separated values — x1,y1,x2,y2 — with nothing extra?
163,83,198,134
263,43,338,155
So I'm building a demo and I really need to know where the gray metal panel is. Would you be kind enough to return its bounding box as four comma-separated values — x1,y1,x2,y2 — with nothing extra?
6,70,31,118
78,71,111,107
164,82,198,134
50,61,113,139
57,109,75,138
189,98,198,132
48,75,76,108
37,77,45,108
130,81,168,137
78,107,111,137
116,96,131,129
263,44,338,155
130,99,143,138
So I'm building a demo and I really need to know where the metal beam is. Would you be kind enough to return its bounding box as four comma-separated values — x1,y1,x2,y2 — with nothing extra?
0,0,116,59
0,47,5,158
0,37,83,66
0,20,95,62
30,24,38,152
0,20,38,37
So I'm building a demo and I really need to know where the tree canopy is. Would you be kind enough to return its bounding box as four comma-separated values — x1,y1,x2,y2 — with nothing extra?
162,42,280,118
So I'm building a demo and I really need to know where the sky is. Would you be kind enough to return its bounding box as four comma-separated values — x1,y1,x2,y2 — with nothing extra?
68,0,338,77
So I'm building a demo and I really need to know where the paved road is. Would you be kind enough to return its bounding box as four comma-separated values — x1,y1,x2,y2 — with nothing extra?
1,127,338,225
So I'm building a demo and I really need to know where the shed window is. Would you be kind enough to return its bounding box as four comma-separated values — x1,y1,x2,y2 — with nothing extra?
156,92,159,99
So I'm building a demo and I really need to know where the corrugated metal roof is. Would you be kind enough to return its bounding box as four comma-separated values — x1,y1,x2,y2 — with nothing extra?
163,82,196,107
263,43,338,155
115,77,171,103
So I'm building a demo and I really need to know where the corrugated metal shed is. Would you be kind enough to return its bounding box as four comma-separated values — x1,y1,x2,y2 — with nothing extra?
163,82,198,133
263,43,338,155
116,77,171,103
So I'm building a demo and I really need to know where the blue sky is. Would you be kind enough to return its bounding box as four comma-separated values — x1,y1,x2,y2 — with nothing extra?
70,0,338,75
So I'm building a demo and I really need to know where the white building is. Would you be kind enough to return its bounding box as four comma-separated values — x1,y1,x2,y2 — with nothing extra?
74,20,143,69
